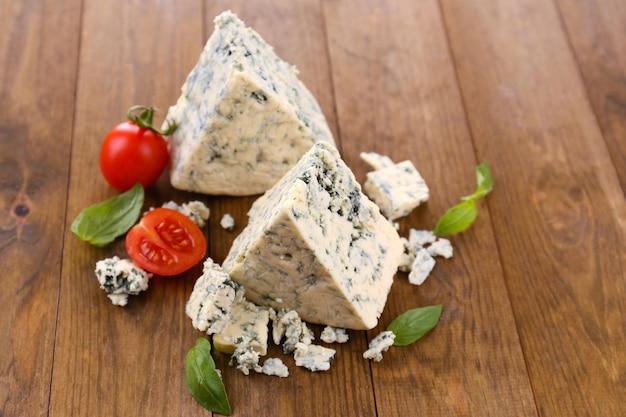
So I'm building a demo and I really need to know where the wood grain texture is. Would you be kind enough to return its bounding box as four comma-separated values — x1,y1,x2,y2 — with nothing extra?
50,1,206,416
324,0,537,415
0,0,81,415
440,0,626,415
2,0,625,416
201,2,378,416
555,0,626,195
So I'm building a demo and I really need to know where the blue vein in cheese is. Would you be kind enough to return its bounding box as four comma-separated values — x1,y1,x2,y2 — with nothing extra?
223,142,403,330
95,257,150,307
185,258,245,334
294,342,335,372
164,10,335,196
363,330,395,362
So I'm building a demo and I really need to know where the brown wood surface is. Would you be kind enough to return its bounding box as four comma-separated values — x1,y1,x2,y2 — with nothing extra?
1,0,624,416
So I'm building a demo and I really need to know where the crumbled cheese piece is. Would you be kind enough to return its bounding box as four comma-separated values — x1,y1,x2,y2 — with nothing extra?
427,238,453,259
185,258,244,334
363,330,395,362
224,142,403,330
364,160,429,220
294,342,335,372
272,310,313,354
408,229,437,247
259,358,289,378
359,151,394,170
161,200,210,227
164,10,335,196
213,300,270,355
320,326,349,344
408,249,436,285
230,343,262,375
94,257,150,306
220,213,235,231
398,237,415,273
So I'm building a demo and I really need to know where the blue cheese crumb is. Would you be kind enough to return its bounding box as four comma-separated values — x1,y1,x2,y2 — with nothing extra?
161,200,210,227
94,256,150,306
363,330,395,362
229,343,262,375
259,358,289,378
398,229,453,283
185,258,245,334
294,342,335,372
220,213,235,231
364,160,429,220
320,326,349,344
408,248,436,285
271,309,314,353
427,238,453,259
359,151,394,170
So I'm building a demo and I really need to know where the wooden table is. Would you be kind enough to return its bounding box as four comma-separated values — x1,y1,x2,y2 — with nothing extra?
2,0,625,416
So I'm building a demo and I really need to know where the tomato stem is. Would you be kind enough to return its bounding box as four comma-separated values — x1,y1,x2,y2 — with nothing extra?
126,105,178,136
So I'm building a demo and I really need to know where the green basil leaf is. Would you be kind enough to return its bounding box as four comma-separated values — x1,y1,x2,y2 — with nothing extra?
186,338,231,415
387,305,443,346
473,161,493,200
433,200,477,236
71,183,144,247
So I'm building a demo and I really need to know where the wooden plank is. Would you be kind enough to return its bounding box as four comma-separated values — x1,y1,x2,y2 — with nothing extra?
201,2,377,416
323,0,538,416
0,0,81,415
49,1,207,416
439,0,626,415
555,0,626,194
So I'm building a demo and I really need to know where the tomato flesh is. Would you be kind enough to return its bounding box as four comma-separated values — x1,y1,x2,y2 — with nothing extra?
100,121,169,191
126,208,206,276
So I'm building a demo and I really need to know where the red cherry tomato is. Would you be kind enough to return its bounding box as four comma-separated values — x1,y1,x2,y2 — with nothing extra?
126,208,206,276
99,122,168,191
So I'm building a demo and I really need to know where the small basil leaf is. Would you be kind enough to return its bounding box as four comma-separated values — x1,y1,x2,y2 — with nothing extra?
433,200,477,236
473,161,493,200
186,338,231,415
387,305,443,346
71,183,144,247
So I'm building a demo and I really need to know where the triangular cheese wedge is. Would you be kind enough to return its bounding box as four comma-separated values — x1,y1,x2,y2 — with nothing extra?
165,11,335,195
223,142,402,330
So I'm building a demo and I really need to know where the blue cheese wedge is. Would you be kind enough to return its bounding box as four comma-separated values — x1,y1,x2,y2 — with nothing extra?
213,300,270,355
363,330,395,362
164,10,335,196
185,258,245,334
223,142,403,330
364,160,429,220
294,342,335,372
95,257,150,306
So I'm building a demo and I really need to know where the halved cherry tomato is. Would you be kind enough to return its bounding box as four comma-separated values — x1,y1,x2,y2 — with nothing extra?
99,106,176,191
126,208,206,276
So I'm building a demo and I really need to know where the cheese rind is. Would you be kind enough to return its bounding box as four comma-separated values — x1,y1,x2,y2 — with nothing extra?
164,10,334,196
223,142,403,330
